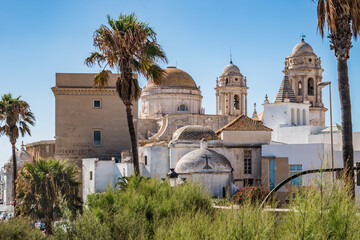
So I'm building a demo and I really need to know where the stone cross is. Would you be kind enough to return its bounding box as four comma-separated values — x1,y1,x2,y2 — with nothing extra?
202,155,212,170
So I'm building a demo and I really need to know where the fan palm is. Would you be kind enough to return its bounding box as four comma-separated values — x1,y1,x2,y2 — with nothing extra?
85,13,167,175
16,158,82,235
0,93,35,209
315,0,360,197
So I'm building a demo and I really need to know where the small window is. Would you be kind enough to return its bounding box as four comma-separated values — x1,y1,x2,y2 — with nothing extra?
46,145,50,153
90,171,93,180
244,178,254,187
309,58,312,63
177,104,189,112
93,130,101,146
94,100,101,108
234,95,239,110
235,78,238,81
290,164,302,186
226,78,229,85
298,81,302,96
308,78,314,96
244,150,252,174
144,156,148,166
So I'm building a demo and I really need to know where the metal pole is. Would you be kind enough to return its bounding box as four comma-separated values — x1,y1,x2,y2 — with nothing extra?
329,83,334,182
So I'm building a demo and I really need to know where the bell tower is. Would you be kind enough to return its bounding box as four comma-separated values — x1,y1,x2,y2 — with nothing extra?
284,38,327,126
215,61,248,116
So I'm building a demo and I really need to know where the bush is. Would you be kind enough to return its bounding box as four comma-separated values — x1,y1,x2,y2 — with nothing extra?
232,186,271,205
0,217,43,240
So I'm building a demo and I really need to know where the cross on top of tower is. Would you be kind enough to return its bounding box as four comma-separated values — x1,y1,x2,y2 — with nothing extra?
300,33,306,41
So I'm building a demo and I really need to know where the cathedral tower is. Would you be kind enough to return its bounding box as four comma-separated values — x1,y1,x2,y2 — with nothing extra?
284,38,327,126
215,61,248,116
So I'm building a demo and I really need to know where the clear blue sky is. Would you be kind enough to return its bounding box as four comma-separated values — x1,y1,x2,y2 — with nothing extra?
1,0,360,167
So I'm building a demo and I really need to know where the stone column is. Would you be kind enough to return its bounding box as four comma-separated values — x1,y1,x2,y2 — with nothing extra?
303,76,307,100
216,93,219,115
245,93,247,116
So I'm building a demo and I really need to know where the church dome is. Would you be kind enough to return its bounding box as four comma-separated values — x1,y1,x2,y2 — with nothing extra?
4,145,31,173
220,62,241,77
175,148,232,173
172,125,218,141
145,66,197,89
290,39,316,57
6,147,31,163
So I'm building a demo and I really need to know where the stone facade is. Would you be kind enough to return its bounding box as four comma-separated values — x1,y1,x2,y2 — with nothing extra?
25,140,55,161
52,73,138,167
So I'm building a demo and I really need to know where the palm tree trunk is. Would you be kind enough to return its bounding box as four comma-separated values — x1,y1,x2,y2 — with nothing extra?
11,142,17,210
337,56,355,198
125,105,140,176
44,216,52,235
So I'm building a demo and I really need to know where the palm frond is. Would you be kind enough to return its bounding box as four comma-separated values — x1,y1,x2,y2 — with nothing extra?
93,70,109,88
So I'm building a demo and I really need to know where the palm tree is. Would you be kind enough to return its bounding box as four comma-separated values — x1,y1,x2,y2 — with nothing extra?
16,158,82,235
0,93,35,208
85,13,167,175
315,0,360,197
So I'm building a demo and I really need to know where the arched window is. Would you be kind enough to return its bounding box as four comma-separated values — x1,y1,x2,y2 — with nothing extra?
298,81,303,96
297,109,300,125
302,109,306,125
291,108,295,125
308,78,314,96
226,78,229,85
177,104,189,112
234,95,239,110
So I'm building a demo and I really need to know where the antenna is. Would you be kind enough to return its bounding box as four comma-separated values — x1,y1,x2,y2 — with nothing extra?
229,45,232,64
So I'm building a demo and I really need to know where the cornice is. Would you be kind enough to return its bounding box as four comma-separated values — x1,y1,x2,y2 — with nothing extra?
52,87,118,96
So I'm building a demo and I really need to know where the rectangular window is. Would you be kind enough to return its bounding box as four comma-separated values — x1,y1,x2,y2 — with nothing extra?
269,158,275,190
289,164,302,186
93,100,101,108
93,130,101,146
46,145,50,153
244,150,252,174
144,156,148,166
90,171,93,180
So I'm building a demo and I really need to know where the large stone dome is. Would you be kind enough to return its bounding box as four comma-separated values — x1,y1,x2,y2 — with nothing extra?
175,148,232,174
172,125,218,141
290,39,316,57
145,66,197,89
220,62,241,77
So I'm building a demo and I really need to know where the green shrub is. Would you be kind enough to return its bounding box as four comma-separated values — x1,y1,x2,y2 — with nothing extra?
232,186,272,205
0,217,43,240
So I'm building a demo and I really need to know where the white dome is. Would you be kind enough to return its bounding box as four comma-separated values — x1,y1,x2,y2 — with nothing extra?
175,148,232,174
220,62,241,77
290,39,316,57
7,147,31,163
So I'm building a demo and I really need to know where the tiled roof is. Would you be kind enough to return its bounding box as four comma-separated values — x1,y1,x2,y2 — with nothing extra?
216,115,272,134
275,76,297,103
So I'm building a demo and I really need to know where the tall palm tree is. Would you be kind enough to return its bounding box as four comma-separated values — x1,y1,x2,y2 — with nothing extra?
315,0,360,197
0,93,35,208
16,158,82,235
85,13,167,175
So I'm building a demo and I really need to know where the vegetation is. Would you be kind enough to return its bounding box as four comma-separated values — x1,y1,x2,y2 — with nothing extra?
2,175,360,239
0,93,35,209
16,159,82,235
0,217,43,240
315,0,360,197
85,13,167,175
232,185,272,205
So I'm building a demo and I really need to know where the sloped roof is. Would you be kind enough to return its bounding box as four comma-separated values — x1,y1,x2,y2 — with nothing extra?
275,76,297,103
216,115,272,134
